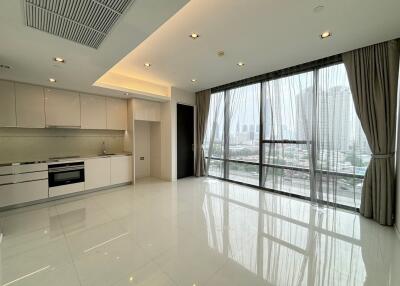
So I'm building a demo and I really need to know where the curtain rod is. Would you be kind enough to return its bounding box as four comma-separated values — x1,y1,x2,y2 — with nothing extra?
208,53,342,93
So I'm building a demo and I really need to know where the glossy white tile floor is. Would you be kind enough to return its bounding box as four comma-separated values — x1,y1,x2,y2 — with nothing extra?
1,177,400,286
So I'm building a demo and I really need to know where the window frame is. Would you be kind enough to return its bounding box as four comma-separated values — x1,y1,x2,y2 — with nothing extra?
205,60,367,212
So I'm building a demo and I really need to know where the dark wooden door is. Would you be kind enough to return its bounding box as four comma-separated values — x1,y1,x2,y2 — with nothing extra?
177,104,194,179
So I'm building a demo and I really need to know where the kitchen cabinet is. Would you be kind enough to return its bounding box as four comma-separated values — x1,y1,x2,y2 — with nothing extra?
0,80,16,127
15,83,45,128
0,171,48,185
80,93,107,129
133,99,160,122
45,88,81,128
0,180,48,208
0,163,48,208
110,156,132,185
49,182,84,198
0,163,47,175
85,157,111,190
106,97,127,130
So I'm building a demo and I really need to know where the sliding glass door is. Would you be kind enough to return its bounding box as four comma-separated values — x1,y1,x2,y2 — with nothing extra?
204,62,370,210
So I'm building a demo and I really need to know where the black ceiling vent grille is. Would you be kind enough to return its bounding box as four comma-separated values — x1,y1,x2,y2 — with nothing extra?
24,0,134,49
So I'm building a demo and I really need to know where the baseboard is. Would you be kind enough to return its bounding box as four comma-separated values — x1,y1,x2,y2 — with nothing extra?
0,182,132,212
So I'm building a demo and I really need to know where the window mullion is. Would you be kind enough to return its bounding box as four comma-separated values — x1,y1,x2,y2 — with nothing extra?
310,68,318,202
259,81,264,188
224,89,230,179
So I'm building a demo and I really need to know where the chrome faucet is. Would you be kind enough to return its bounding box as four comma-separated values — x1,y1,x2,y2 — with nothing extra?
102,141,107,155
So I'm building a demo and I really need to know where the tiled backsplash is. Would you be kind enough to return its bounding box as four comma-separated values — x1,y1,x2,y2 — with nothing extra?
0,128,125,163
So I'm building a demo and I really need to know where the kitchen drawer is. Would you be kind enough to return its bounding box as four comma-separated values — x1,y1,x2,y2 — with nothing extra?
0,171,48,185
49,182,84,198
0,163,48,175
0,179,48,208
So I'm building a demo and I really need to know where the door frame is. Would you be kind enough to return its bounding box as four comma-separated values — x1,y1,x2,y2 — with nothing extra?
176,102,196,179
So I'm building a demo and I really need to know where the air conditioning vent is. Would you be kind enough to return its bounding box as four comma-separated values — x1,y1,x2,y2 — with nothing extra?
24,0,134,49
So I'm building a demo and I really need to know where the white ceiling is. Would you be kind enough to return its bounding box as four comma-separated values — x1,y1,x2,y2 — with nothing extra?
1,0,400,98
106,0,400,93
0,0,189,98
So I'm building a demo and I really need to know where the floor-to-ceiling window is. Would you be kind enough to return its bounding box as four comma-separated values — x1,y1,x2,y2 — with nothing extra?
261,70,314,198
226,83,260,186
204,91,225,177
204,62,370,210
314,63,370,207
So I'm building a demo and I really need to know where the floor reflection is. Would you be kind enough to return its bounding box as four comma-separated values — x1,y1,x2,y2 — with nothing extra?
200,179,397,286
0,177,399,286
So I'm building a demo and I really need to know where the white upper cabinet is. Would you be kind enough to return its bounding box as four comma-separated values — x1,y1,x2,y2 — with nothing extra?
106,97,127,130
15,83,45,128
133,99,160,122
0,80,16,127
45,88,81,128
80,93,107,129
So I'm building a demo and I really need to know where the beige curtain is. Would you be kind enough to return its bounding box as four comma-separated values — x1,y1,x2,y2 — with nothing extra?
343,39,400,225
195,89,211,176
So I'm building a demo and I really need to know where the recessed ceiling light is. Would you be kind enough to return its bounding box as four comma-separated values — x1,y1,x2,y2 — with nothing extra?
144,62,151,67
237,62,245,67
124,92,129,96
49,78,56,83
320,31,332,39
191,79,197,82
54,57,65,63
189,33,200,39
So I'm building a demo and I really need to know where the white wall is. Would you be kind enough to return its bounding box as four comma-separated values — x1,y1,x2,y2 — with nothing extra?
128,87,196,182
0,128,124,163
134,121,151,178
124,98,134,153
150,122,161,178
160,100,172,180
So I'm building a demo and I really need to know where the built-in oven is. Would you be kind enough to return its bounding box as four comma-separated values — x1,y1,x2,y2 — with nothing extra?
48,162,85,187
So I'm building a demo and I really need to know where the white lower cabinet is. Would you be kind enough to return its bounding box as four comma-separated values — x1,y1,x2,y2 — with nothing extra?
85,157,111,190
0,155,132,208
85,155,132,189
0,180,48,208
49,182,84,198
110,156,132,185
0,163,48,175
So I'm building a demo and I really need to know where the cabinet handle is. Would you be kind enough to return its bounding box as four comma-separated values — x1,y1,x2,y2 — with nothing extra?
0,178,48,187
46,125,81,129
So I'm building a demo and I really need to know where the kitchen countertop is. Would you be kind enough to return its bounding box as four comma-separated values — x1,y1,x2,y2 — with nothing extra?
0,152,132,167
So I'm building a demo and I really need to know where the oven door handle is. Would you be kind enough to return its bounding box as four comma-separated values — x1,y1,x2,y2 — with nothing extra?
48,166,84,173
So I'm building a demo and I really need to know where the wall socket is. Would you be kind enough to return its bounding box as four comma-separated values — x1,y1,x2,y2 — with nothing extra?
140,157,145,160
